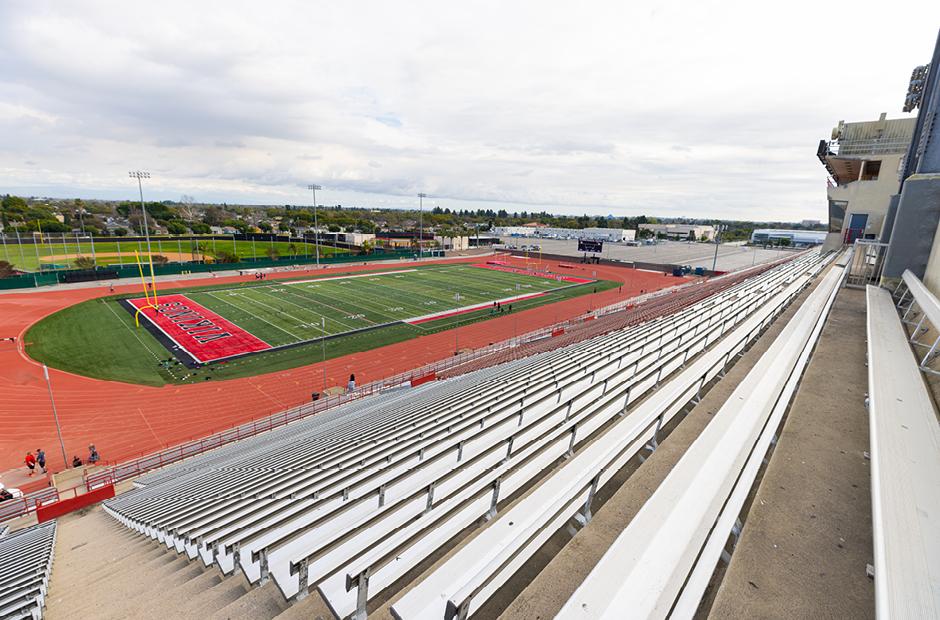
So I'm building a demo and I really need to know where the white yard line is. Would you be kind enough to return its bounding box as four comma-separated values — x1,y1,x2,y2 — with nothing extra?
204,291,307,341
254,286,361,331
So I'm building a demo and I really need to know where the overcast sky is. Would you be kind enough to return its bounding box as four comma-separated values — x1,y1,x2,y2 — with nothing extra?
1,1,938,221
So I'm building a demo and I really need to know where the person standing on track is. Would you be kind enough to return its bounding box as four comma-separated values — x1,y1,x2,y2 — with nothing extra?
24,451,36,476
36,448,46,474
347,373,356,392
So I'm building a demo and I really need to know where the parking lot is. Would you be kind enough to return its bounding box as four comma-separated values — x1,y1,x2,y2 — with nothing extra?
499,237,802,273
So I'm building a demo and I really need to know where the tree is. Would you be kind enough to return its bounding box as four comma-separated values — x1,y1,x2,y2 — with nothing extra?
189,222,211,234
166,221,188,235
258,221,273,233
73,256,96,269
328,224,341,233
266,247,279,260
278,220,291,232
150,254,169,266
287,243,298,258
0,260,14,278
31,219,69,233
215,250,239,263
203,205,226,226
113,227,128,236
178,195,198,221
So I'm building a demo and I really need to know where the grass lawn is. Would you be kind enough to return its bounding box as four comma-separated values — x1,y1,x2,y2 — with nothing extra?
25,264,618,386
0,237,346,271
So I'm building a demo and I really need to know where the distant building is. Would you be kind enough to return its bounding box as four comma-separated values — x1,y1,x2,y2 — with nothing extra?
801,219,822,227
639,223,716,241
434,235,470,251
340,232,375,246
817,113,916,248
492,226,635,242
580,228,636,242
750,229,827,247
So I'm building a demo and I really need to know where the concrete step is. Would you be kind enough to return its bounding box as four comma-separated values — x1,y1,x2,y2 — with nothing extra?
270,591,342,620
207,581,289,620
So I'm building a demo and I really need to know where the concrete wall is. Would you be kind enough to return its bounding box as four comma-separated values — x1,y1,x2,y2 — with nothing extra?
826,152,904,239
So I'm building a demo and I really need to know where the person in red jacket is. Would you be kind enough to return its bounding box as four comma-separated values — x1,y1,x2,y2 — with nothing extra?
24,452,36,476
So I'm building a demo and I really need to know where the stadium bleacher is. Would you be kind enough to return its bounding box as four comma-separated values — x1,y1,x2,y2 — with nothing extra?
101,251,832,618
0,521,57,620
868,278,940,618
545,265,844,619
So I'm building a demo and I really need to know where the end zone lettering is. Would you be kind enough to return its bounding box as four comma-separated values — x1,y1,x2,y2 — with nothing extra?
128,294,272,363
156,301,232,344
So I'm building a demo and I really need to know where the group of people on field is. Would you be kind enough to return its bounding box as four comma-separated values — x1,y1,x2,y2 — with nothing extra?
24,444,100,476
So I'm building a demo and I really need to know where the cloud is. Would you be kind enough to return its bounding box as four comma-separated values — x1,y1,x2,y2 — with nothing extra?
0,0,937,221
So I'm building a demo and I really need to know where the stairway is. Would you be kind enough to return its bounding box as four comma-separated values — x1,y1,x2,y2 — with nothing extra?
42,506,337,620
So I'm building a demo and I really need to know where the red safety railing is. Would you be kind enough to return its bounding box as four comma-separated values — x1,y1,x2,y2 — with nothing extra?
0,487,59,523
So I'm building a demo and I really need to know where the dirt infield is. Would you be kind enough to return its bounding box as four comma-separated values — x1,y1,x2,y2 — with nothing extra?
0,256,681,476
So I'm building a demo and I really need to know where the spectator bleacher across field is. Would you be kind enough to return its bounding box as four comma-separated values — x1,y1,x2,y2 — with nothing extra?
102,251,831,619
0,521,57,620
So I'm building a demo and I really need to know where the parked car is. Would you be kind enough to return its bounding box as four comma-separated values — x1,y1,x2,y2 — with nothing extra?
0,483,22,502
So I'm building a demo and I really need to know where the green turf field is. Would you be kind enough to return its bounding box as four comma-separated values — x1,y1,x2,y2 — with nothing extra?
25,264,618,386
185,265,571,347
0,236,345,271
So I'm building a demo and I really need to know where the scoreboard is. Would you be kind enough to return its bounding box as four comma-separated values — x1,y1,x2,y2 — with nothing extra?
578,239,603,253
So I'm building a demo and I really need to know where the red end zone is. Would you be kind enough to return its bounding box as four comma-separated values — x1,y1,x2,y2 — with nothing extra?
128,294,271,363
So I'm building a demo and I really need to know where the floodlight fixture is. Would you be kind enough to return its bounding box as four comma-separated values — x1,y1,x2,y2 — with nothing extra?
128,171,154,260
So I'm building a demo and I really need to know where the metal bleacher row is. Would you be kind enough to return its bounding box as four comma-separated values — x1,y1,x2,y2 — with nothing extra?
867,273,940,619
102,251,831,619
0,522,57,620
545,260,845,619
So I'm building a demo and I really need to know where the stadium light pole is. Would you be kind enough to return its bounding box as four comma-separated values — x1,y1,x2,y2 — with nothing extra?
711,224,725,273
42,365,68,471
307,184,322,268
321,316,327,391
417,193,427,259
129,171,154,260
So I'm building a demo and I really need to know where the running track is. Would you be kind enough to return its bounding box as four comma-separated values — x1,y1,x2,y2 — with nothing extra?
0,257,678,477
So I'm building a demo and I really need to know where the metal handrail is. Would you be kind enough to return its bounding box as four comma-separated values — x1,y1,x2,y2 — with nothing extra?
0,487,59,523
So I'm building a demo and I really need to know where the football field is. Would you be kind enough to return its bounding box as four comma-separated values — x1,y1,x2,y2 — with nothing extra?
128,263,594,364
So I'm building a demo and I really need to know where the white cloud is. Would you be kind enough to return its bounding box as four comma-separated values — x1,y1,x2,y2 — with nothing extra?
0,0,937,221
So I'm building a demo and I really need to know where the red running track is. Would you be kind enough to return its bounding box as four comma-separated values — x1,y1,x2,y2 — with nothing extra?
0,257,680,476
